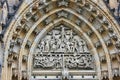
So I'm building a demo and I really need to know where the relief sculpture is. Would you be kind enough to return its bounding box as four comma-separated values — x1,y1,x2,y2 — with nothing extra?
33,25,95,70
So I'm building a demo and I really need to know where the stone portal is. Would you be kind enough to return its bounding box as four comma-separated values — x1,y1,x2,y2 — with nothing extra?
32,24,96,80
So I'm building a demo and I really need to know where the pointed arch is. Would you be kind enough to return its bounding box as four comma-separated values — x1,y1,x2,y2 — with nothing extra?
1,0,120,80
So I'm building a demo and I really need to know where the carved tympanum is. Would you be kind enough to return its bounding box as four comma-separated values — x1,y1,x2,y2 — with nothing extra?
33,24,95,70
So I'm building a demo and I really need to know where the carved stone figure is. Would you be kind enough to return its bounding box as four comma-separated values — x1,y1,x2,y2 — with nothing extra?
66,41,71,52
39,40,45,52
81,41,89,53
44,39,50,52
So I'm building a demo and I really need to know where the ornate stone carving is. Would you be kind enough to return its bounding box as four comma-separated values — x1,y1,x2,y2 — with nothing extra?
17,38,23,45
110,33,118,41
20,18,26,24
115,40,120,49
91,7,97,14
95,41,101,48
12,53,18,60
58,0,69,7
111,54,117,61
12,68,18,77
26,40,32,48
22,70,27,79
23,24,29,32
33,28,39,35
37,25,89,53
57,11,68,18
16,26,21,32
32,5,38,12
33,54,94,70
77,0,85,5
33,25,95,70
39,0,47,5
7,59,13,66
103,21,109,26
10,42,15,48
88,15,95,23
85,3,90,9
98,13,103,20
99,27,105,34
87,29,94,36
31,14,39,22
108,27,114,33
100,56,106,63
45,17,52,25
62,68,69,79
45,5,53,12
105,39,112,47
26,12,32,18
12,33,19,40
75,19,82,26
8,48,14,53
113,68,119,76
22,55,28,62
102,71,108,79
76,7,82,14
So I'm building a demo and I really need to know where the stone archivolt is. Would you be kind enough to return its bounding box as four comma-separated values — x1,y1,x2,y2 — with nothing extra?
1,0,120,80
